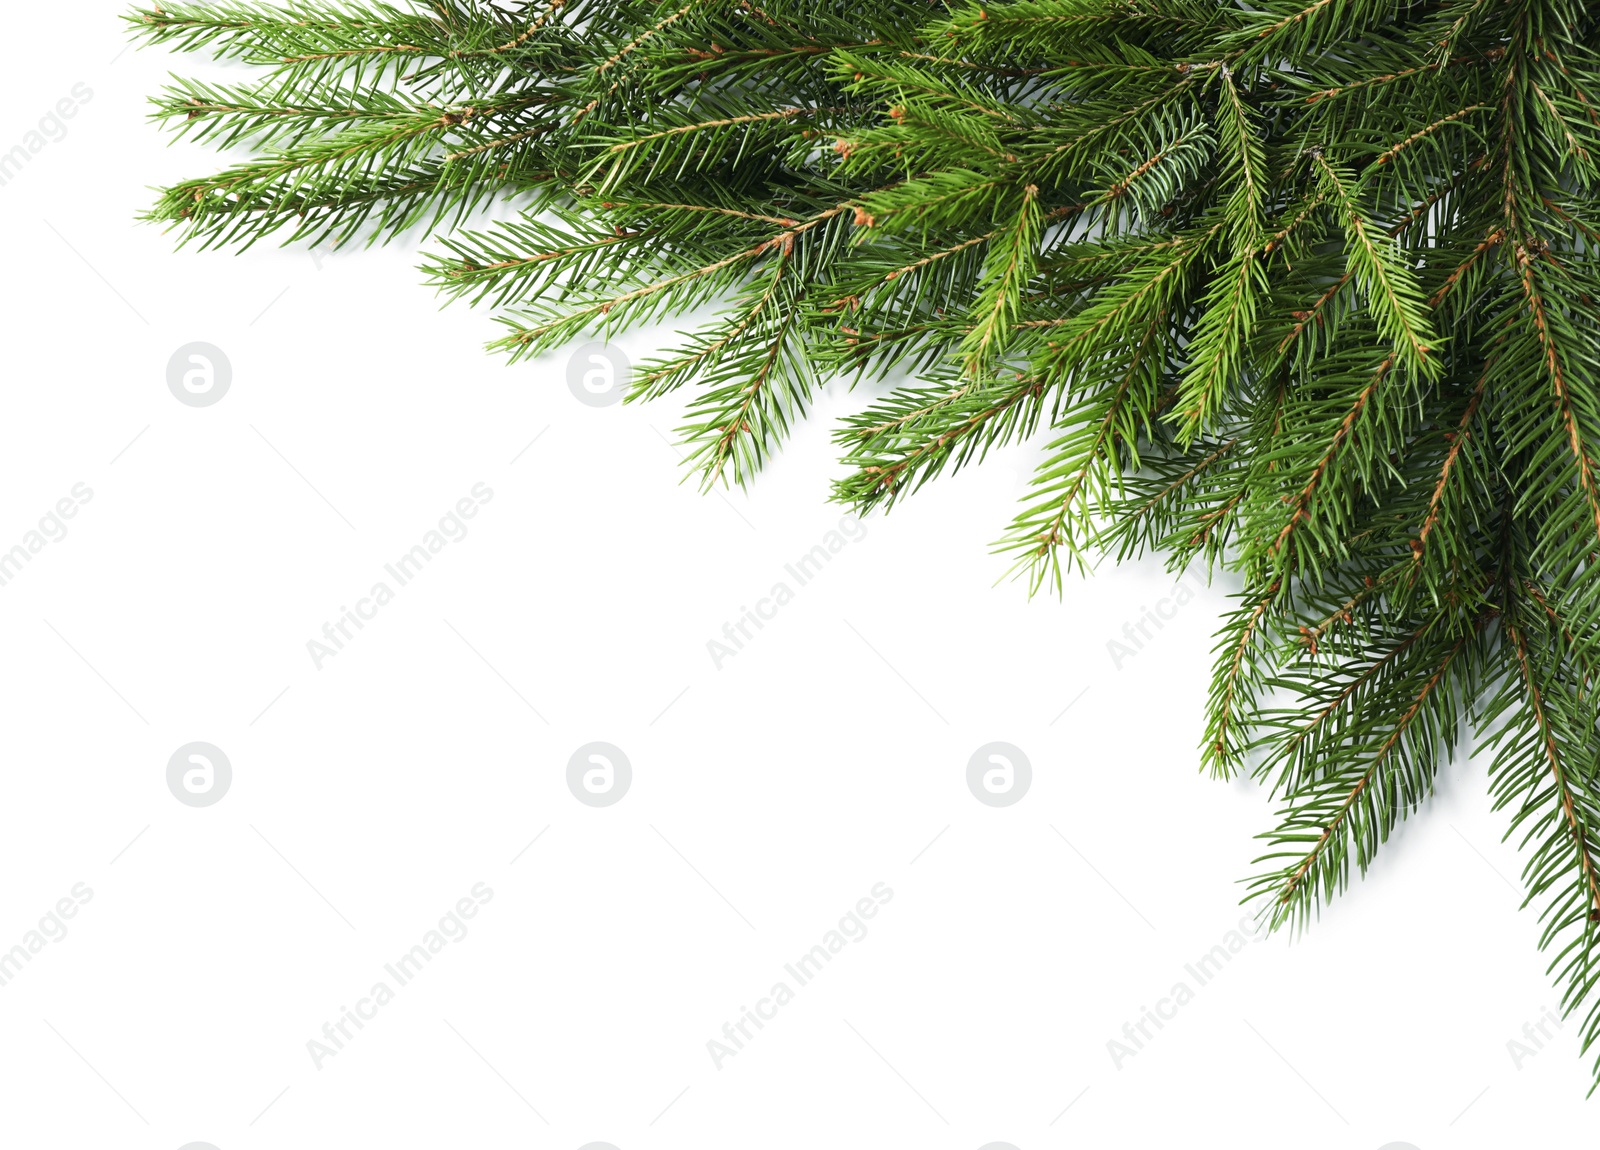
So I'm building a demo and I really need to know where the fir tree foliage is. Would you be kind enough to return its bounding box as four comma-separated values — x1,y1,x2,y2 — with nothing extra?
130,0,1600,1088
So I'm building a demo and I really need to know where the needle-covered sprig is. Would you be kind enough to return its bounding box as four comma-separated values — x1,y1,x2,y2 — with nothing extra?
131,0,1600,1092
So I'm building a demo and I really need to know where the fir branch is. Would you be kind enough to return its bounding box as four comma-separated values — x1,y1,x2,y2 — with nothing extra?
130,0,1600,1093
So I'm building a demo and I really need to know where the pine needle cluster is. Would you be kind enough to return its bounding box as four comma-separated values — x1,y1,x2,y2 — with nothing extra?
130,0,1600,1088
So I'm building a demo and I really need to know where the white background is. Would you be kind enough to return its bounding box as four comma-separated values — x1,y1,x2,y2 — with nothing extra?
0,7,1592,1147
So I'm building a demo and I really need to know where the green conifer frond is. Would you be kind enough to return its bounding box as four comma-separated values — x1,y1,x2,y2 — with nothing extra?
130,0,1600,1091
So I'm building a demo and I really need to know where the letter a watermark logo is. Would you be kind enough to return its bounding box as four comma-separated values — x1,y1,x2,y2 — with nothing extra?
167,742,233,807
167,342,232,407
966,742,1032,807
567,742,632,807
566,343,629,407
